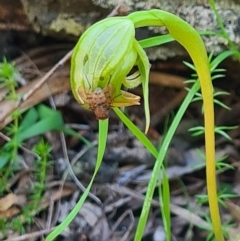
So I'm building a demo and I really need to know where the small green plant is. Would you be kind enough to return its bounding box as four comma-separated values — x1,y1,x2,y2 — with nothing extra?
185,48,239,239
189,125,237,140
196,190,237,208
0,57,19,99
199,215,233,241
0,58,88,172
0,59,52,235
0,58,21,192
30,139,51,211
0,58,90,237
0,138,52,238
0,218,7,238
10,217,26,234
194,151,234,171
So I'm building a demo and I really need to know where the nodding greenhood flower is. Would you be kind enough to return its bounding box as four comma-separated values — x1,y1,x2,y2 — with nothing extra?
70,16,150,121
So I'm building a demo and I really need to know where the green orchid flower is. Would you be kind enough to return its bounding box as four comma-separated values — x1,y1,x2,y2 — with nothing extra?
71,17,150,130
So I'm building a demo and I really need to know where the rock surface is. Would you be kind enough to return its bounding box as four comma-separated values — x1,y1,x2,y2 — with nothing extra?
2,0,240,59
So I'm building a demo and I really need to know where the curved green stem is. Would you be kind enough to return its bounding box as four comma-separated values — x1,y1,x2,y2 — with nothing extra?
128,10,223,241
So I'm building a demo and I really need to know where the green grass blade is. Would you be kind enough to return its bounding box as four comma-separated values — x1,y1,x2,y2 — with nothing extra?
45,119,109,241
210,50,235,72
18,109,63,142
134,81,200,241
19,107,39,130
159,167,171,241
138,30,217,49
134,40,151,133
113,107,158,158
139,34,174,48
61,126,92,147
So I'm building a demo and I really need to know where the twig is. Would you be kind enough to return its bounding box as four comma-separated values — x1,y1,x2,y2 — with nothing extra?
46,93,102,226
0,132,39,159
49,93,102,204
108,184,210,228
0,23,31,31
107,0,125,17
46,196,54,229
109,209,134,241
2,227,56,241
22,49,73,102
59,132,102,205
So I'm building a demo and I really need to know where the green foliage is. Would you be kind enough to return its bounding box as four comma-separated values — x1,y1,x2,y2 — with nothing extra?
0,138,52,237
0,58,90,238
196,187,237,208
159,168,171,241
194,150,235,171
10,217,26,234
0,57,19,94
208,0,240,61
0,218,8,237
30,139,51,210
0,58,21,194
185,50,234,114
199,215,232,241
0,57,89,164
189,125,237,140
215,156,235,170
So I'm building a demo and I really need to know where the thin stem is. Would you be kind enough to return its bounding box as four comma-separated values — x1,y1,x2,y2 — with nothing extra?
208,0,240,61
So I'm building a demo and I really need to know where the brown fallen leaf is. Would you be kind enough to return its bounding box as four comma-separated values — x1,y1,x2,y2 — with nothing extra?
0,193,26,212
0,69,70,129
0,184,75,219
